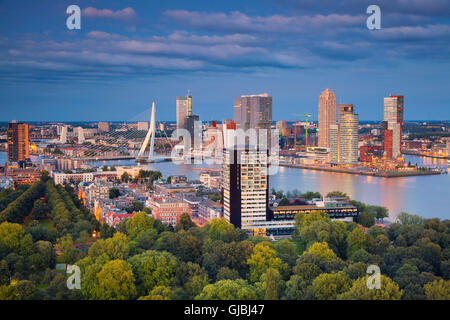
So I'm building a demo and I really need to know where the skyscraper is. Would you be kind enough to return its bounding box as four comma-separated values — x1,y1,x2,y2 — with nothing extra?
222,146,269,236
176,91,193,130
7,121,29,163
234,93,272,132
383,95,404,158
338,104,359,164
329,105,359,164
233,93,272,148
318,89,337,148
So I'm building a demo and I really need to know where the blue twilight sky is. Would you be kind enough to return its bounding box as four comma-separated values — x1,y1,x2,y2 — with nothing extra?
0,0,449,122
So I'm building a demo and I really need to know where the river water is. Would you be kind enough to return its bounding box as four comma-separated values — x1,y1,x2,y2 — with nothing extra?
1,151,448,220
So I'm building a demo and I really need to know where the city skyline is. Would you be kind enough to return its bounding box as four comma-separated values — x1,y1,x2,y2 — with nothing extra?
1,1,450,121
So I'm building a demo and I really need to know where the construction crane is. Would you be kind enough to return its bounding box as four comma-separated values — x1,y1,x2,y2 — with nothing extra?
292,114,315,148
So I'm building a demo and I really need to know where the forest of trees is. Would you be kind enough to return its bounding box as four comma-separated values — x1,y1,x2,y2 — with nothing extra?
0,177,449,300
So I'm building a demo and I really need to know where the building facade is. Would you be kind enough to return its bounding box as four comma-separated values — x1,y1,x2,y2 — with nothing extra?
7,122,29,163
318,89,337,148
383,95,404,158
338,104,359,164
222,147,269,236
176,91,193,130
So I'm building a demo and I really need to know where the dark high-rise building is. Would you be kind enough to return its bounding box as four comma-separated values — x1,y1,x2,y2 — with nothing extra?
7,121,30,163
222,146,269,236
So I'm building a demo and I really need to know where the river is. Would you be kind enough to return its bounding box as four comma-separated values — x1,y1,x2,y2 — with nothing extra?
1,151,449,220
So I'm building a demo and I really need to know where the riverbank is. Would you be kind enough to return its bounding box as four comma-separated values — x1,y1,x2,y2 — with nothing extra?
403,150,449,160
279,162,443,178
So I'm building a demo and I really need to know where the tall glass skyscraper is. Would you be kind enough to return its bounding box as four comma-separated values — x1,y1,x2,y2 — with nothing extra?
383,95,404,158
318,89,337,148
176,91,193,130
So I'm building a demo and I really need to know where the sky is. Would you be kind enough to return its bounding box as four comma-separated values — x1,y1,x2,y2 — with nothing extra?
0,0,449,122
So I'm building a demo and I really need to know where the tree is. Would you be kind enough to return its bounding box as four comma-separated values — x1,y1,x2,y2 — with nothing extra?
92,260,137,300
207,218,236,241
139,286,172,300
125,211,154,239
312,272,351,300
89,232,129,260
424,279,450,300
247,242,287,283
305,242,338,262
338,275,403,300
397,212,423,225
195,279,258,300
278,198,290,206
31,199,49,220
261,268,282,300
275,239,298,267
175,213,196,232
326,191,348,198
128,250,177,296
109,187,121,199
358,211,375,228
347,227,368,257
0,222,24,252
121,172,131,183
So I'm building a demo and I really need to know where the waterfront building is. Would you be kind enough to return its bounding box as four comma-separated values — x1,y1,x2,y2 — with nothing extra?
318,89,337,148
338,104,359,164
329,124,339,163
234,93,272,132
233,93,272,148
328,105,359,165
383,95,404,158
176,91,193,130
7,121,29,163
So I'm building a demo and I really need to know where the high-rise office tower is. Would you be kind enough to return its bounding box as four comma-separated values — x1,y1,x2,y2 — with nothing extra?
234,93,272,132
329,105,359,164
222,146,269,236
329,124,339,163
185,114,200,151
318,89,337,148
176,91,193,130
233,93,272,148
7,121,30,163
338,104,359,164
383,95,404,158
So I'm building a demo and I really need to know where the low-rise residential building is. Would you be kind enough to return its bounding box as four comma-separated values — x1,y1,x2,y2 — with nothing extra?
52,171,94,185
198,199,222,224
149,196,191,226
199,171,222,189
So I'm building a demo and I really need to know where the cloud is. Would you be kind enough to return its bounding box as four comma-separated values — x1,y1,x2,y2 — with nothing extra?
164,10,364,34
277,0,450,17
371,24,450,41
82,7,137,21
